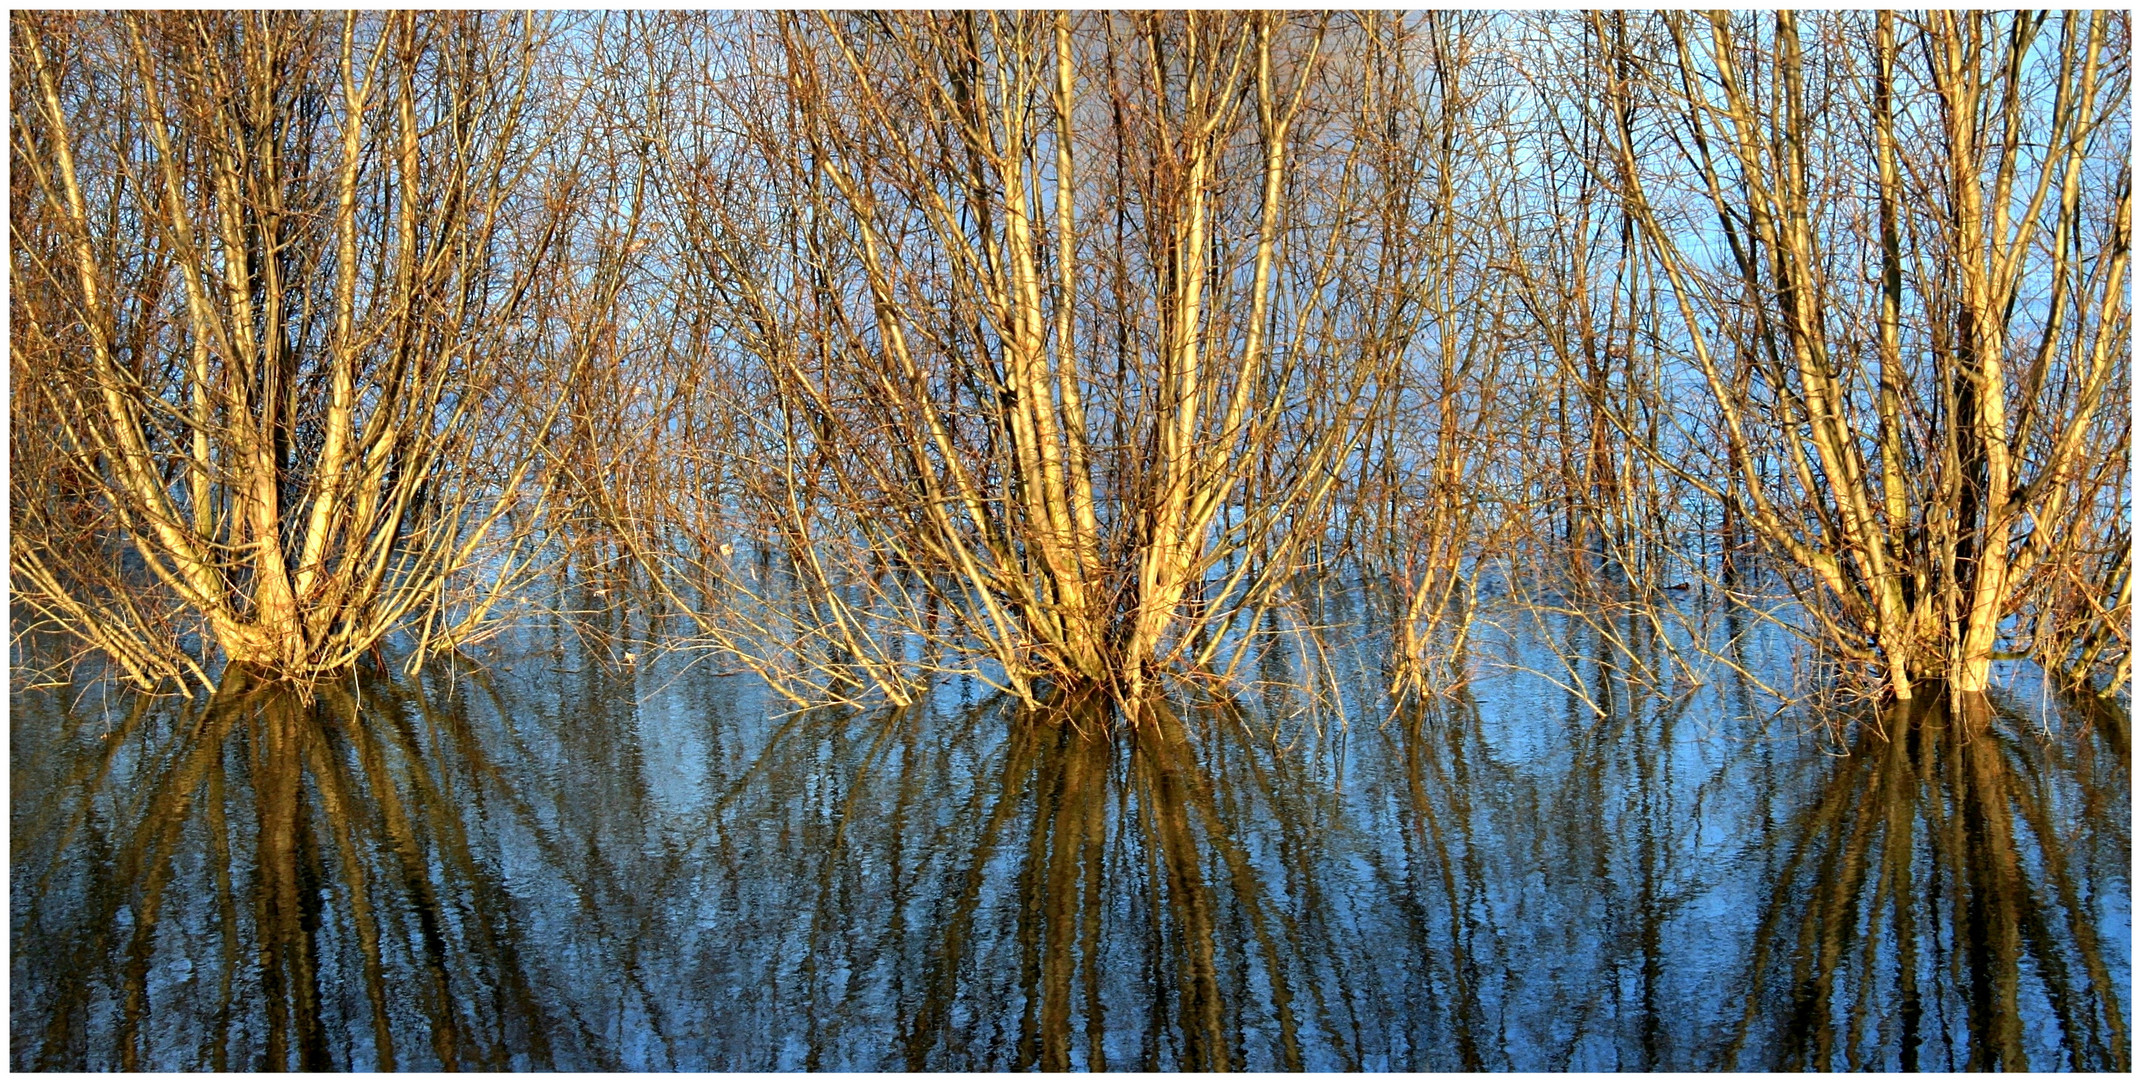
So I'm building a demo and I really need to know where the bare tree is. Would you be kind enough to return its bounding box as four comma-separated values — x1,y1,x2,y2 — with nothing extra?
1591,10,2129,699
631,11,1424,708
11,12,642,689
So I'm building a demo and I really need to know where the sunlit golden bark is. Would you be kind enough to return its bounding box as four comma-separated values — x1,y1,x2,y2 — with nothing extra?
1593,11,2129,700
11,12,643,688
636,12,1412,709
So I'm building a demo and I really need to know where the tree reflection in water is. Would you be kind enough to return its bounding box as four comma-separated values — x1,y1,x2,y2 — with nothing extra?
1721,690,2130,1071
13,667,567,1070
10,630,2130,1070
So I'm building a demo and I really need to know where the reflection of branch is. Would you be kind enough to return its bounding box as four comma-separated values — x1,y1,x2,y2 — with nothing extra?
27,683,245,1068
2000,729,2129,1068
1720,698,2127,1070
385,673,648,1068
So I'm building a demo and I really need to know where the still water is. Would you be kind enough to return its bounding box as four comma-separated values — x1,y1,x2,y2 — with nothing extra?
12,612,2131,1071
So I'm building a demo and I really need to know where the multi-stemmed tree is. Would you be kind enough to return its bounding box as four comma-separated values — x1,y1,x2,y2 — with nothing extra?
12,12,645,688
1591,10,2128,698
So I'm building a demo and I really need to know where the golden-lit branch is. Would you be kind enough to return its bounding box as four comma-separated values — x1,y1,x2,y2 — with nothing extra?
1592,10,2129,699
10,12,639,688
